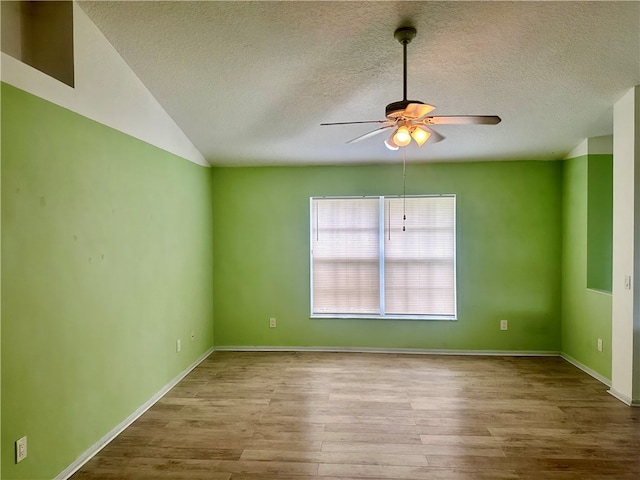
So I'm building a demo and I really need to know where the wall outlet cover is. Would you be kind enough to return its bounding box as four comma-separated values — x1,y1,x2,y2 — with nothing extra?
500,320,508,331
16,436,27,463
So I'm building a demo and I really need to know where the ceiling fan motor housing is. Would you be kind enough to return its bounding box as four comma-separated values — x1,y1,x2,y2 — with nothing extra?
386,100,425,119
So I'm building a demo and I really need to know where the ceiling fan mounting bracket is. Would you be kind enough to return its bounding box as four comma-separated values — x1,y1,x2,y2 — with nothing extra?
394,26,417,45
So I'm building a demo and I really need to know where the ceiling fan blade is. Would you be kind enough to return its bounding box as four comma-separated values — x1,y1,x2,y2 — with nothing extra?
346,125,395,144
403,103,436,120
423,126,445,144
321,120,388,126
423,115,502,125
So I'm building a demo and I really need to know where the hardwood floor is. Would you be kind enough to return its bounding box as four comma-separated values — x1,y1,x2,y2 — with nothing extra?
71,352,640,480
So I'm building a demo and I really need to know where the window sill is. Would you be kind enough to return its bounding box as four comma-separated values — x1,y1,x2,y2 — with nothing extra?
587,288,612,296
311,314,457,321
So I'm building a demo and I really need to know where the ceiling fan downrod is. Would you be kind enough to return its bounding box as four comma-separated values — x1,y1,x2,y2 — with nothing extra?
394,26,416,102
385,27,421,119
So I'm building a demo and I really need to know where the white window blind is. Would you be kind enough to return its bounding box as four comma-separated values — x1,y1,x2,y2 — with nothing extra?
311,195,456,319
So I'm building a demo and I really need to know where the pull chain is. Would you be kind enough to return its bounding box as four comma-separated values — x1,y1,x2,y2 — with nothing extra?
402,147,407,232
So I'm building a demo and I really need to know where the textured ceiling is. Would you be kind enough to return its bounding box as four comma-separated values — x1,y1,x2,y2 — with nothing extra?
79,1,640,166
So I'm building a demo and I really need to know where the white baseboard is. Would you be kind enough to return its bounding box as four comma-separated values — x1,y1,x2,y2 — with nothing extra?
560,352,612,387
607,388,632,405
54,347,215,480
607,388,640,407
214,345,560,356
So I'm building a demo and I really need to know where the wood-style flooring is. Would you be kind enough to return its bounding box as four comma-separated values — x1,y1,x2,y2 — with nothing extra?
71,352,640,480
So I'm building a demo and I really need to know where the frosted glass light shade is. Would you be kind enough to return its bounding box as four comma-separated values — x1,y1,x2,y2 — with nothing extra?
385,135,399,150
393,126,411,146
411,126,431,147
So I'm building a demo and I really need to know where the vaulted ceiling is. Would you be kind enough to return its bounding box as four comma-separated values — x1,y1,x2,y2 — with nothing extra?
80,1,640,166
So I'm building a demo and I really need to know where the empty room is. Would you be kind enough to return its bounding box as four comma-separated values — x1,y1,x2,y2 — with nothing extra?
2,1,640,479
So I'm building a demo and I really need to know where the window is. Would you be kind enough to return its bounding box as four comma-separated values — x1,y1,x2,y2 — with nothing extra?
310,195,456,320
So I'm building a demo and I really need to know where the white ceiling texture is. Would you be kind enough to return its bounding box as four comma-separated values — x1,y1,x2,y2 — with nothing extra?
79,1,640,167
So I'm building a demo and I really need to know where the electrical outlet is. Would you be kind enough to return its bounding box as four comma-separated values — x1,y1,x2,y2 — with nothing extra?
500,319,508,331
269,317,277,328
624,275,631,290
597,338,603,352
16,436,27,463
176,339,181,352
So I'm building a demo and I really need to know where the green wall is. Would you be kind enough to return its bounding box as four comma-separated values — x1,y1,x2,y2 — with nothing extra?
211,162,563,351
1,83,214,480
561,155,612,379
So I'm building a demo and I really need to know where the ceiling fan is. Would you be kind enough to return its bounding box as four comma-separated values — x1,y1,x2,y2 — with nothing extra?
321,26,501,150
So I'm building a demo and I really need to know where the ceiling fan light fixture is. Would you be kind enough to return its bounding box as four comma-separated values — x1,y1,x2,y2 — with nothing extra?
411,125,431,147
393,125,411,146
385,135,400,150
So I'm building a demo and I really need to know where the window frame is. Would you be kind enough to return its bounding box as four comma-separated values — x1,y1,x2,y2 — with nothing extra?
309,195,457,321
